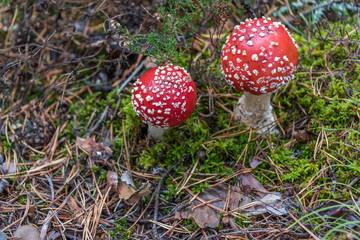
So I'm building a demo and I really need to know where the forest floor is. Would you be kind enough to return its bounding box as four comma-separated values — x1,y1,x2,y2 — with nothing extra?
0,0,360,239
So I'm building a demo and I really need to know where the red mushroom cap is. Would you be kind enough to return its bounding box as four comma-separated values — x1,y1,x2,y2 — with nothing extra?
221,17,298,95
131,65,197,128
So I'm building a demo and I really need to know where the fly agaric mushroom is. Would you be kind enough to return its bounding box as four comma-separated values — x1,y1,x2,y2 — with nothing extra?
131,65,197,139
221,17,298,133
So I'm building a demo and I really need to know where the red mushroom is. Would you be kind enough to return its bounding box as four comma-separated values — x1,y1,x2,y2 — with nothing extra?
221,17,298,133
131,65,197,139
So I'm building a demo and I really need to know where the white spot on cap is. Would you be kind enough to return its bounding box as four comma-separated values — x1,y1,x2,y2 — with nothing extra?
260,86,268,93
252,28,257,32
270,82,277,88
259,32,265,37
283,55,289,61
243,63,249,71
251,54,258,61
223,55,228,60
239,36,244,41
274,57,280,61
273,22,281,28
247,41,253,46
172,102,180,108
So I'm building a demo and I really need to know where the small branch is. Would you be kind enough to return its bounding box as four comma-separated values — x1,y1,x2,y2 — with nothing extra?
116,59,145,95
288,212,321,240
111,94,122,122
40,175,65,239
86,105,109,137
152,160,183,238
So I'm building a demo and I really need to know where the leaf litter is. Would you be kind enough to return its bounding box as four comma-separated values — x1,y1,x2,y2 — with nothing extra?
107,170,152,205
181,175,288,229
0,0,359,239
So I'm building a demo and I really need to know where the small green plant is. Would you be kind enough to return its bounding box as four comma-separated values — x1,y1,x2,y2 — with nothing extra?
273,0,359,33
1,136,11,151
110,219,132,239
116,0,228,64
98,169,107,180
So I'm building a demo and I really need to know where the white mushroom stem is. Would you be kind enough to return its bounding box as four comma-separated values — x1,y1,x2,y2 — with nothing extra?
147,125,168,140
234,92,278,134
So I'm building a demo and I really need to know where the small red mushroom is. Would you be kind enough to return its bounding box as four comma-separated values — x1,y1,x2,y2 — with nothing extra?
131,65,197,139
221,17,298,133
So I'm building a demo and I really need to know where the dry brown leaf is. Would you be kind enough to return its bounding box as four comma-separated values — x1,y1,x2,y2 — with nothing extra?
181,183,287,228
76,137,96,153
67,196,82,212
14,225,40,240
237,173,269,197
188,205,219,228
292,130,310,143
126,182,152,205
116,171,151,205
181,184,243,228
117,180,137,200
76,137,112,161
67,196,84,224
106,171,118,192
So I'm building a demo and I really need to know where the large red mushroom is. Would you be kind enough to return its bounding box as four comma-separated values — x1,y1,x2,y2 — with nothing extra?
131,65,197,139
221,17,298,133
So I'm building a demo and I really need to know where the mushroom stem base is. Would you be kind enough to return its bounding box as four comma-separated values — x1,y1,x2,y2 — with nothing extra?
148,125,168,140
234,92,279,134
